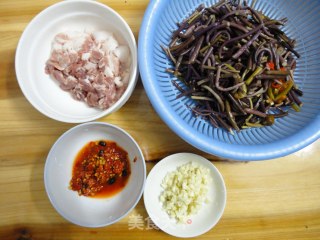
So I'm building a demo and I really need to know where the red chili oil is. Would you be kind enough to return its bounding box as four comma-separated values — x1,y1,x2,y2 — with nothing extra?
69,140,130,198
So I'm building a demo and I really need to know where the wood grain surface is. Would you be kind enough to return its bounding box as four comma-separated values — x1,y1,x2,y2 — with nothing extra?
0,0,319,239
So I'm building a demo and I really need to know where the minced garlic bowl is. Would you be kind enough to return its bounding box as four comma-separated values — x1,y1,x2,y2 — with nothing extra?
144,153,226,238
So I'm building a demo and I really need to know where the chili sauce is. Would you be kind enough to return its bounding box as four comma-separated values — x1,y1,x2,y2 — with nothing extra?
69,140,130,198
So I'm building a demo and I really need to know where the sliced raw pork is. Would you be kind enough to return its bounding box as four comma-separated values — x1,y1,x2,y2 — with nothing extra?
45,30,131,109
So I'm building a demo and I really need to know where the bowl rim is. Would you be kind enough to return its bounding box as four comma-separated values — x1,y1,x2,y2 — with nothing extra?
15,0,138,123
138,0,320,161
44,121,146,227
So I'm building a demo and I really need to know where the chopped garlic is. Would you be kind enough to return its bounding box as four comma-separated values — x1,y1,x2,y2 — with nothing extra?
159,162,211,223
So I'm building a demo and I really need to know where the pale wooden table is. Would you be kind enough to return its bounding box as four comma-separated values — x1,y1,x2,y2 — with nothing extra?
0,0,319,239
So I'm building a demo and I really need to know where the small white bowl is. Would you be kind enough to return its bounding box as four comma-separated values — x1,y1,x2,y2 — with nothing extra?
44,122,146,227
15,0,138,123
144,153,226,238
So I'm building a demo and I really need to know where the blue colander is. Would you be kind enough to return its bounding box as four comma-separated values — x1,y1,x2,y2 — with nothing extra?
138,0,320,160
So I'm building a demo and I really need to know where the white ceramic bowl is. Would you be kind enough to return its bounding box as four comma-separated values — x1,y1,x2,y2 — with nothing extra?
44,122,146,227
144,153,226,238
15,0,138,123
